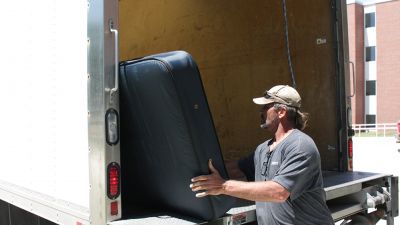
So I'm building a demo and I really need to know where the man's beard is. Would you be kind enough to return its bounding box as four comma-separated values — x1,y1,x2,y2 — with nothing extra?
260,116,278,132
260,120,273,129
260,116,271,129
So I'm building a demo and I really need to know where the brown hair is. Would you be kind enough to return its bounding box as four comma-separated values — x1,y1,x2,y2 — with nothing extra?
274,103,309,130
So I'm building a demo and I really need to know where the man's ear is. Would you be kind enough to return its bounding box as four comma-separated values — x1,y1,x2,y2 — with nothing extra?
277,107,287,119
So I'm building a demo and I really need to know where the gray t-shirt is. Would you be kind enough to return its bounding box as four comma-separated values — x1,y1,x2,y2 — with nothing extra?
242,129,334,225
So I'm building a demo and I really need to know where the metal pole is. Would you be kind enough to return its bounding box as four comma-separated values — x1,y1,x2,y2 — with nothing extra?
384,124,386,137
386,216,394,225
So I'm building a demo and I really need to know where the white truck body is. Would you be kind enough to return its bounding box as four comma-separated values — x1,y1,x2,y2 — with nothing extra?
0,0,92,224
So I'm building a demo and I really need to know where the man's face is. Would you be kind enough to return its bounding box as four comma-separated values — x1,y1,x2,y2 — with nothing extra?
259,103,279,132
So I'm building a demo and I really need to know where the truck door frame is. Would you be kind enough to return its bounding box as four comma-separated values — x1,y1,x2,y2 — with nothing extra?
88,0,121,224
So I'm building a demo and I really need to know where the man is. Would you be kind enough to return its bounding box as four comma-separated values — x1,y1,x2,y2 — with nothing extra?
190,85,334,225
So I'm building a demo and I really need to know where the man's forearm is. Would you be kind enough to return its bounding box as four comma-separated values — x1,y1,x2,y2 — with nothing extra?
190,160,289,202
222,180,289,202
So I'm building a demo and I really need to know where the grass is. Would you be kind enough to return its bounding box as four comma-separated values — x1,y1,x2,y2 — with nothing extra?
353,130,398,137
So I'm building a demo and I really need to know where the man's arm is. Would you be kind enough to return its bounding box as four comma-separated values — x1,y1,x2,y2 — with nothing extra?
190,159,290,203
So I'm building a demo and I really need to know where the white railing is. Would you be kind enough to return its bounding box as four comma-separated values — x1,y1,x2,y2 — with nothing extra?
352,123,398,137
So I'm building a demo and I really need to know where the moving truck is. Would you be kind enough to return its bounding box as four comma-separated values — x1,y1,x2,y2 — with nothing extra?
0,0,398,224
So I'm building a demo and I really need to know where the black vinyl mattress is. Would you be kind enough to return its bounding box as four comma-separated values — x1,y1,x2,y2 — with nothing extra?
119,51,235,221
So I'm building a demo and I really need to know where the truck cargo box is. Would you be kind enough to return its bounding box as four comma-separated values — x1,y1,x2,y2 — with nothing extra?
0,0,398,225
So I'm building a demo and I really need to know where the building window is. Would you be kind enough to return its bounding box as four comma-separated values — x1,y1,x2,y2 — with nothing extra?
365,12,375,28
366,80,376,96
366,114,376,124
366,46,376,61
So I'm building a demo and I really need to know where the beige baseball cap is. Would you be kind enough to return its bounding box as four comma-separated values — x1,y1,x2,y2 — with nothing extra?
253,85,301,108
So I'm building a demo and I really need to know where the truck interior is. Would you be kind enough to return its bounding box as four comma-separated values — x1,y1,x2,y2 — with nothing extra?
118,0,341,171
115,0,397,224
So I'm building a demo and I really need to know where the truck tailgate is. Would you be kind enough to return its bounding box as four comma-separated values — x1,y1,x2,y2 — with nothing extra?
323,171,395,221
110,171,395,224
323,171,389,200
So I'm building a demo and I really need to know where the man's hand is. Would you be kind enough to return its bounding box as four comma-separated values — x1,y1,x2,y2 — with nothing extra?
190,159,226,198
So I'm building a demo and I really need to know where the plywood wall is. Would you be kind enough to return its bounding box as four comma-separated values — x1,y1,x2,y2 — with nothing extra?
119,0,340,170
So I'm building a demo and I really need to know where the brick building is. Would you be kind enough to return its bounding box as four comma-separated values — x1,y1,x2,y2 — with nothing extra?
347,0,400,124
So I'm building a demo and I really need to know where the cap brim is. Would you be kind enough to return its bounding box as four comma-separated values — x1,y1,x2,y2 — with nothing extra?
252,97,275,105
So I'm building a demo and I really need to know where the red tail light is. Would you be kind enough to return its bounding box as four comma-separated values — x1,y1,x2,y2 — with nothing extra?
348,138,353,171
107,163,120,199
111,201,119,216
348,138,353,158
